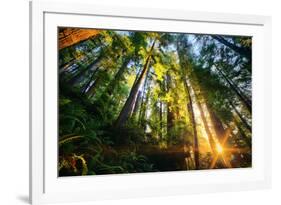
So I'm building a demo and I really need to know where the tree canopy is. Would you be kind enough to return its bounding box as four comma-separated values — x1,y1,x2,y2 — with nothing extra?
58,28,252,176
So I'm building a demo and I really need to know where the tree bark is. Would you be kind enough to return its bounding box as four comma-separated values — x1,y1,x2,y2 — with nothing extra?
68,54,103,86
196,98,217,155
177,38,200,169
132,90,142,117
183,78,200,169
215,65,252,114
81,68,98,94
193,90,228,168
212,35,251,61
159,100,163,140
234,119,251,148
115,39,156,127
166,73,175,144
139,86,151,130
208,108,225,144
229,101,252,132
85,75,101,97
103,57,130,97
59,58,76,74
138,67,151,124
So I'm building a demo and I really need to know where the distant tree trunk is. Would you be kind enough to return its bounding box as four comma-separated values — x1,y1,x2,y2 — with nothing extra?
215,65,252,114
201,102,231,169
159,100,163,140
68,54,103,86
212,35,251,61
158,80,165,140
140,86,151,130
85,75,101,97
229,101,252,132
59,58,76,74
208,108,225,144
234,119,251,148
132,90,142,117
176,39,200,169
183,78,200,169
190,78,227,168
103,57,130,97
115,39,156,127
81,68,99,94
166,73,175,144
193,92,228,168
196,100,217,154
85,54,124,98
166,100,174,142
138,68,151,123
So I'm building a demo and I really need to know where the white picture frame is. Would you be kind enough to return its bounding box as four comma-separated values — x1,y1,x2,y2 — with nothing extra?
29,0,272,204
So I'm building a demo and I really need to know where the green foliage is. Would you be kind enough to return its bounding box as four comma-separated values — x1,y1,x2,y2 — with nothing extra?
59,29,252,176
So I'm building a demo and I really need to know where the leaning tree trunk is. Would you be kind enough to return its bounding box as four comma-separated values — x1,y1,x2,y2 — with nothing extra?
81,66,100,94
207,106,225,144
102,57,131,97
140,85,151,130
138,67,151,125
193,91,229,168
68,54,103,86
115,39,156,127
190,72,228,168
234,119,251,148
229,100,252,132
85,75,102,97
59,28,100,50
196,98,217,154
212,35,251,61
215,65,252,114
132,90,142,117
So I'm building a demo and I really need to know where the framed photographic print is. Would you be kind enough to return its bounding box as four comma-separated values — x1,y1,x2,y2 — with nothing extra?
30,0,272,204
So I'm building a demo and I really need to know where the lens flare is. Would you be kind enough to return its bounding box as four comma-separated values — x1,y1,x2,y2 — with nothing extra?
216,143,223,154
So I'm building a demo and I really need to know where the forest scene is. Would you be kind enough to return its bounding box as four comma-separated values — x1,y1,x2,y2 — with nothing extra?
58,28,252,177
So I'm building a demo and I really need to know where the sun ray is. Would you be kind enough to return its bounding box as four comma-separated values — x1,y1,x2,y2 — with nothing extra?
210,128,232,169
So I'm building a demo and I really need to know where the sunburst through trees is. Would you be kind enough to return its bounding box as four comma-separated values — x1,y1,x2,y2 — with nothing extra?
58,28,252,176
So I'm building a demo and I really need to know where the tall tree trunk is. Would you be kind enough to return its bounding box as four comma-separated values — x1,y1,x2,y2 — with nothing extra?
200,101,230,168
132,90,142,117
208,108,225,144
59,58,76,74
196,99,217,155
138,67,151,124
166,73,175,145
81,65,101,94
183,78,200,169
212,35,251,61
103,57,130,97
215,65,252,114
140,86,151,130
193,90,228,169
229,101,252,132
159,100,163,140
85,75,101,97
188,67,228,168
68,54,103,86
166,100,174,142
115,40,156,127
59,28,100,50
177,39,200,169
234,119,251,148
